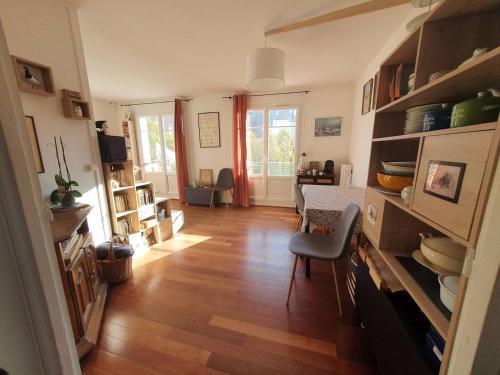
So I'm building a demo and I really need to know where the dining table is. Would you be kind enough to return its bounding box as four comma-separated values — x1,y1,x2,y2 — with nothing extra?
300,185,365,277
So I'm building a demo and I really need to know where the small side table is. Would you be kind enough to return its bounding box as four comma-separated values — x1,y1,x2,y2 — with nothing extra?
297,174,335,185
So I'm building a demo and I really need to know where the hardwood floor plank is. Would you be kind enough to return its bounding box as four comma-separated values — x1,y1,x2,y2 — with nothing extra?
209,315,337,357
81,204,376,374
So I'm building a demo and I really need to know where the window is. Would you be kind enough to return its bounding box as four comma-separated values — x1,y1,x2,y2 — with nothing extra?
138,114,176,174
246,107,297,177
246,110,264,176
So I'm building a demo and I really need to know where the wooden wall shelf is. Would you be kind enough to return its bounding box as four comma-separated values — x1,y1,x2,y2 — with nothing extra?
362,1,500,373
377,47,500,113
61,89,91,120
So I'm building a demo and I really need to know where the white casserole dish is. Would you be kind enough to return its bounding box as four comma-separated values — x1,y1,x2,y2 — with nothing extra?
438,275,459,312
419,233,466,274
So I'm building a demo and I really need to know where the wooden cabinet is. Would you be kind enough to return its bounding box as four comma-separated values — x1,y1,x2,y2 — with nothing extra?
68,249,94,335
412,131,494,240
84,244,100,299
50,206,107,359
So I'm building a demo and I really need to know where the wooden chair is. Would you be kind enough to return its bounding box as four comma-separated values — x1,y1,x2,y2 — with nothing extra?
294,183,305,231
286,203,360,315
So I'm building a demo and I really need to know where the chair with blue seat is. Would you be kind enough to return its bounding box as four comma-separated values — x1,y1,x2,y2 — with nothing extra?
286,203,360,315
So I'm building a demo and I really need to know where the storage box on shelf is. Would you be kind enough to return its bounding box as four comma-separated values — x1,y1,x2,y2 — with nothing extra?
360,1,500,374
102,160,173,248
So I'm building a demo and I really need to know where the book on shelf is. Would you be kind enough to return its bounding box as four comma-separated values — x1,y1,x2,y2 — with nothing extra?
137,188,153,206
114,194,130,212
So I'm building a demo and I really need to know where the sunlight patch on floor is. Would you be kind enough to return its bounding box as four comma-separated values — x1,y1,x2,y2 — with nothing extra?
131,233,212,269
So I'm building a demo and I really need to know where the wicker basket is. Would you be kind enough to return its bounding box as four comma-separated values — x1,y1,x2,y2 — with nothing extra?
96,236,132,284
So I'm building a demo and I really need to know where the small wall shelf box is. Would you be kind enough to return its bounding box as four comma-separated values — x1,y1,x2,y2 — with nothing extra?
11,55,56,96
62,89,91,120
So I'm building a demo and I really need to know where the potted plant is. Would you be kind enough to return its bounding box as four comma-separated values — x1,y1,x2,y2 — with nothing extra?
50,136,82,207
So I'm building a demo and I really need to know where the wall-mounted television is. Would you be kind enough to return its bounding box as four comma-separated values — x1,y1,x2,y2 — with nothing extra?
98,135,127,163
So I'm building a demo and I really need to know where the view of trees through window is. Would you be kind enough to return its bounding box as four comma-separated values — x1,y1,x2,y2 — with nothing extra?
246,108,297,177
138,114,176,174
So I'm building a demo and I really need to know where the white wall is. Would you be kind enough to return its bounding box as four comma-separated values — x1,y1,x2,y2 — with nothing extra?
348,9,425,187
0,0,109,243
92,97,121,135
119,85,355,204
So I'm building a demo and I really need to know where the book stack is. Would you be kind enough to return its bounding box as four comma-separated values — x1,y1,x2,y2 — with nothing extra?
117,218,131,235
114,194,130,212
110,170,126,187
137,188,153,206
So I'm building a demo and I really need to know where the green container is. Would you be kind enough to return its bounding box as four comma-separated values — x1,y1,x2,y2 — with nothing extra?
450,92,500,127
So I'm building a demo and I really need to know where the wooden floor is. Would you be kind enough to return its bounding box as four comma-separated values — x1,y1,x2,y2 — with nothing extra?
82,204,377,375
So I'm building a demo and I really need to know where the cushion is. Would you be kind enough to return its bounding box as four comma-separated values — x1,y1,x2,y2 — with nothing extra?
95,241,134,260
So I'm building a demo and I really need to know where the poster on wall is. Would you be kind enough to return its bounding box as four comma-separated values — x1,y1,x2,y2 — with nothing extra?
198,112,221,148
314,117,342,136
362,78,373,115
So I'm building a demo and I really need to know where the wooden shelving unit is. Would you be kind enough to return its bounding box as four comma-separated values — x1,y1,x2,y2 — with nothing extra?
61,89,91,120
360,1,500,374
102,160,173,248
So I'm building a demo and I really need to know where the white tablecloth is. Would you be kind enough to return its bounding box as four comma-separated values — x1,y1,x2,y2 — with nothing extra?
301,185,365,232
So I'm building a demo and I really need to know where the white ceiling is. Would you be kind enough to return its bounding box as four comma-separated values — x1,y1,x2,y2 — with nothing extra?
77,0,413,101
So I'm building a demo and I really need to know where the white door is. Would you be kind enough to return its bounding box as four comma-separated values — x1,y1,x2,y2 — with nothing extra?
137,113,178,198
246,107,298,206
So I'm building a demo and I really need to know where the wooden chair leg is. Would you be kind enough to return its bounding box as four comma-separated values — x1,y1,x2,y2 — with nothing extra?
331,261,343,316
225,190,229,211
286,255,299,305
294,215,302,231
210,190,215,208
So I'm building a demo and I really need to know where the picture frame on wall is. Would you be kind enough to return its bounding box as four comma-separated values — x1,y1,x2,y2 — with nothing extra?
372,72,379,110
198,112,221,148
11,55,56,97
314,117,342,136
24,115,45,173
424,160,466,203
362,78,373,115
199,169,213,186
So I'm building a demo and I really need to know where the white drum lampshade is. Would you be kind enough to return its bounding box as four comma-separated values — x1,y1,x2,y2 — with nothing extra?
247,48,285,91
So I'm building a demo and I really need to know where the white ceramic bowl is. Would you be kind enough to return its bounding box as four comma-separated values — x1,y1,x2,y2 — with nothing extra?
438,275,459,312
419,233,466,274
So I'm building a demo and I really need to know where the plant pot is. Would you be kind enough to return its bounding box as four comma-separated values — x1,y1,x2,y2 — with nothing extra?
61,191,76,207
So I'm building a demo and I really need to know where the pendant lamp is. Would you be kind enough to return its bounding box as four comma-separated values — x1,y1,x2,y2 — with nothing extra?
247,47,285,91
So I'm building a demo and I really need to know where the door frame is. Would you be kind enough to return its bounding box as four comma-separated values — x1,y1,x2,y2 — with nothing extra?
135,111,177,196
246,102,303,206
0,19,80,375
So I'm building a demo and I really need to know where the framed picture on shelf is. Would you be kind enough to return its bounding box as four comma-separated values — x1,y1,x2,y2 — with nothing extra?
372,72,379,110
24,116,45,173
198,112,220,148
362,79,373,115
199,169,213,186
314,117,342,136
424,160,466,203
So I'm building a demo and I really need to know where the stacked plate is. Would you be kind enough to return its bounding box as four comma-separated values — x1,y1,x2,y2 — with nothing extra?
404,103,447,134
381,161,416,176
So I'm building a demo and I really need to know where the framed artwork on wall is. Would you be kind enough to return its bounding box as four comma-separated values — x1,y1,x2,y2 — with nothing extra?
198,112,221,148
199,169,213,186
372,72,379,110
362,79,373,115
314,117,342,136
11,55,55,96
424,160,466,203
24,116,45,173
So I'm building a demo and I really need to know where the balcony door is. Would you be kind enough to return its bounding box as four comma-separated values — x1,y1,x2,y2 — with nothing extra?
137,113,178,197
246,106,298,205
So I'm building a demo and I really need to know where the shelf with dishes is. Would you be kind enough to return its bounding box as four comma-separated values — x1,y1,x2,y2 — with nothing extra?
362,198,469,340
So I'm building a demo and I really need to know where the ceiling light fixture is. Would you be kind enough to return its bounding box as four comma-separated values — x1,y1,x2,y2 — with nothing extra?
247,38,284,91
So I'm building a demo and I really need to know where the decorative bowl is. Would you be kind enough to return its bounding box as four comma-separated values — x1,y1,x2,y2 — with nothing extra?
376,173,414,192
381,161,416,176
438,275,459,312
419,233,466,274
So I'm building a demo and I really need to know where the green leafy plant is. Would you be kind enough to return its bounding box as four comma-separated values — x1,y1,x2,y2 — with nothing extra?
50,136,82,204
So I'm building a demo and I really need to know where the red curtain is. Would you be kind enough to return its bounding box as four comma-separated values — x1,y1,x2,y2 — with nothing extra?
174,99,189,203
232,94,249,207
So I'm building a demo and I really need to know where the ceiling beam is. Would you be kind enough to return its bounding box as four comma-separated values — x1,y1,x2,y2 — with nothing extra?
264,0,412,36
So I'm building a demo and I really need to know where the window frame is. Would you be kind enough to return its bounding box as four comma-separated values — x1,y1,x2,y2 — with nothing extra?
136,111,176,176
246,105,299,179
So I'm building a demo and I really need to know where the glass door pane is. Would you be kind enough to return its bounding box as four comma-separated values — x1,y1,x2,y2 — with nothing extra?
267,108,297,176
246,110,265,176
162,113,176,174
138,116,164,173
